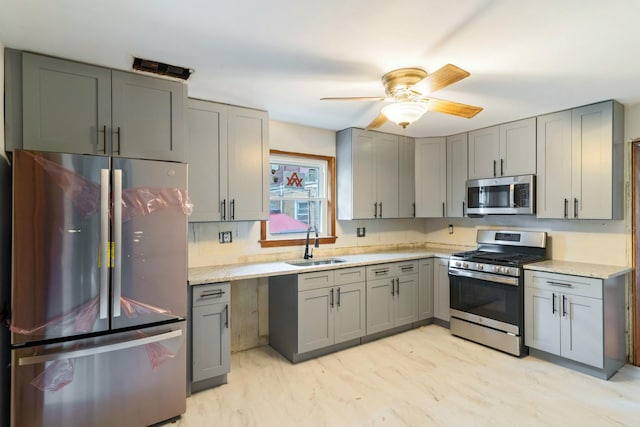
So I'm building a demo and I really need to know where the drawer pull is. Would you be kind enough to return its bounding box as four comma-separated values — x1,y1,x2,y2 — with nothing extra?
547,281,573,288
374,269,390,276
400,266,414,272
200,289,225,298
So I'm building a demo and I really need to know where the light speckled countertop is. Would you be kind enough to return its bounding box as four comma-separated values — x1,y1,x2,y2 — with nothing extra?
188,247,463,285
524,260,631,280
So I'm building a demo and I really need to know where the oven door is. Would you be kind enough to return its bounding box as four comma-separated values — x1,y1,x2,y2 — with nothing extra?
448,268,522,332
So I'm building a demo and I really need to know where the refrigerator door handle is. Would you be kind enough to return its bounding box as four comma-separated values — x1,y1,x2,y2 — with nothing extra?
18,329,183,366
113,169,123,317
100,169,110,320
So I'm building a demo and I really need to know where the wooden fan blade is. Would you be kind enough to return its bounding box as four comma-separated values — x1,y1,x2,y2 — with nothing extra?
412,64,470,94
366,113,388,129
426,97,483,118
320,96,387,101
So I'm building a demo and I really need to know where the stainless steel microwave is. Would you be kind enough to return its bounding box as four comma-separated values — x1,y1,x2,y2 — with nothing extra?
466,175,535,215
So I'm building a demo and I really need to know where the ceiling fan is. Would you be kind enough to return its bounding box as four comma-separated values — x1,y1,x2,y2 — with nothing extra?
321,64,483,129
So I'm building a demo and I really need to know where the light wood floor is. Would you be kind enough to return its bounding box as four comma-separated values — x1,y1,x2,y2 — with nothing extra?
176,325,640,427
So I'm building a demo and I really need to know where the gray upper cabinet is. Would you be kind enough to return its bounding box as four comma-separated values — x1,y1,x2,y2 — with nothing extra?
415,137,446,218
468,118,536,179
337,128,400,220
186,99,269,222
19,51,186,162
398,136,416,218
536,100,623,219
446,133,468,218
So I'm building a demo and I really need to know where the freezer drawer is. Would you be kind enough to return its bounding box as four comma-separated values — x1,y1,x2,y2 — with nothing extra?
11,322,186,427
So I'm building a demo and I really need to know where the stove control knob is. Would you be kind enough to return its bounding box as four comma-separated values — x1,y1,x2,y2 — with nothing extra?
493,266,500,273
462,262,468,269
500,267,508,274
477,264,484,271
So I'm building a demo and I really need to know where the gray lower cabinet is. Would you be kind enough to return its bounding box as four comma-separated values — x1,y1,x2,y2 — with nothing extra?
270,267,366,362
418,258,434,320
189,282,231,393
524,270,625,379
366,261,419,335
7,49,186,162
433,258,450,323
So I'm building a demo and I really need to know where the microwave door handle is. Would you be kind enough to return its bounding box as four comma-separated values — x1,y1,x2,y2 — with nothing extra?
510,184,515,208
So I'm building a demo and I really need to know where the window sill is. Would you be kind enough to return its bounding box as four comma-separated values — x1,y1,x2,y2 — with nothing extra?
259,236,337,248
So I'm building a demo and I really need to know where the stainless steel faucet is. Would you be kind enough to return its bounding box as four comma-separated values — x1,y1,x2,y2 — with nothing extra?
304,226,319,259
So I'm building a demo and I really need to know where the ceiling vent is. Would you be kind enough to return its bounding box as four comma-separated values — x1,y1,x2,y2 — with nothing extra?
132,57,193,80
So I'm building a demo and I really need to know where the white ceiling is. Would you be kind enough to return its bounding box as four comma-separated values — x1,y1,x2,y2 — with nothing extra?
2,0,640,137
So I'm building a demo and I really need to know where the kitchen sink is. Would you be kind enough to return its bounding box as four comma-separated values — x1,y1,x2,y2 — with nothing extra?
286,258,347,267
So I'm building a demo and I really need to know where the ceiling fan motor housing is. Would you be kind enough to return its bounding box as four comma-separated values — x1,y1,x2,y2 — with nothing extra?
382,68,428,98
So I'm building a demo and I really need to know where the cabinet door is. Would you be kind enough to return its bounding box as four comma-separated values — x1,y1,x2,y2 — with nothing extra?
398,136,416,218
499,118,536,176
349,130,376,219
375,133,399,219
415,137,447,217
536,110,572,219
418,259,434,320
298,288,334,353
468,126,499,179
192,302,230,382
394,274,419,327
560,294,604,368
366,278,394,335
334,282,366,344
111,71,186,162
186,99,226,222
446,133,468,218
225,106,269,221
433,259,450,321
524,287,560,355
22,53,111,155
571,102,613,219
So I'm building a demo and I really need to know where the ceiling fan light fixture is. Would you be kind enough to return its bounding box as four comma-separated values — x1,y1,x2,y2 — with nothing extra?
381,101,429,128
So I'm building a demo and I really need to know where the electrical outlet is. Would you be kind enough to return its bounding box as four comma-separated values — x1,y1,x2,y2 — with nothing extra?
219,231,233,243
357,227,366,237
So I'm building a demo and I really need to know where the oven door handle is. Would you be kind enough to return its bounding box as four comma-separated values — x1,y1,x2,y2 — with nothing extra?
448,268,519,286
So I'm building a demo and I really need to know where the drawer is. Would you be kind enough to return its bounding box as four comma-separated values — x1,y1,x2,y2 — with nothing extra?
396,261,418,276
192,282,231,307
335,267,366,285
298,270,335,292
524,271,602,299
367,263,396,279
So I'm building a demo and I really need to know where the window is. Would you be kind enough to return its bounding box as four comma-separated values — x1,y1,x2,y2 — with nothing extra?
260,150,336,247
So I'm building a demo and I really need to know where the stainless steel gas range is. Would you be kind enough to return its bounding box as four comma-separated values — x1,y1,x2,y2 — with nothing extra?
448,230,547,356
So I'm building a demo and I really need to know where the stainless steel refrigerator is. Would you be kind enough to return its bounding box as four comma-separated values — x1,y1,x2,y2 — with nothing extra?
10,150,188,427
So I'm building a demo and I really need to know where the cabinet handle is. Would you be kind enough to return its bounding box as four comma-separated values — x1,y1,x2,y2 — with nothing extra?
401,265,414,272
547,281,573,288
412,202,416,218
98,125,107,153
330,288,335,308
374,269,390,276
396,278,400,295
337,288,341,307
564,198,568,219
442,202,445,217
391,279,395,296
231,199,235,220
462,201,466,217
114,127,121,155
221,199,226,221
224,304,229,328
379,202,383,218
562,295,567,317
552,292,556,314
493,160,496,177
374,202,378,218
574,198,578,219
200,289,225,298
500,158,504,176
